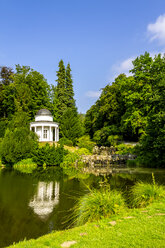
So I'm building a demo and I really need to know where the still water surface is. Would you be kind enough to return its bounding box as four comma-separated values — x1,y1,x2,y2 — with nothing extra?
0,168,164,248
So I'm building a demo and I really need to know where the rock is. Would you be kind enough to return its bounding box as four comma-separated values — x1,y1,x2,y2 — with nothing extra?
123,216,134,219
61,241,77,247
109,221,117,226
80,232,88,236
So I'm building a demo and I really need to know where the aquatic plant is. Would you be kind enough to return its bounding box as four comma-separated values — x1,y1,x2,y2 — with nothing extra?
130,174,165,207
75,188,126,225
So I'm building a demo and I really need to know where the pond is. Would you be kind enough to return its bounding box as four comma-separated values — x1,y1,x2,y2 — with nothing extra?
0,167,165,248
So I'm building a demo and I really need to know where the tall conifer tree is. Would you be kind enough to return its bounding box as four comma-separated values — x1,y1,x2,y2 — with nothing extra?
55,60,66,121
65,63,75,108
54,60,83,141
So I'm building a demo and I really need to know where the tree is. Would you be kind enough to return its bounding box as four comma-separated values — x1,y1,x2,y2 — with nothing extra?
0,66,15,119
52,60,82,142
12,65,51,118
85,52,165,148
55,60,67,122
139,112,165,168
0,111,38,165
60,108,83,144
65,63,75,108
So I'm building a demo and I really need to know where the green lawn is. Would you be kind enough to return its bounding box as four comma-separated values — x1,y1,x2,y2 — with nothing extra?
8,200,165,248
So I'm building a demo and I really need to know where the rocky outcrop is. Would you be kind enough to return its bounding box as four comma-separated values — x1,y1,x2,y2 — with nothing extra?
80,146,136,171
92,146,117,155
82,154,136,168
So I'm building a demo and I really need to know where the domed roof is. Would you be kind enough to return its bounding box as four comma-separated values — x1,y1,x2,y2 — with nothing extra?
36,109,52,116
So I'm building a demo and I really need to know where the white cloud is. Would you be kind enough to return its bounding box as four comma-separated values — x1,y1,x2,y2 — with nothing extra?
148,14,165,44
85,90,101,98
111,57,134,80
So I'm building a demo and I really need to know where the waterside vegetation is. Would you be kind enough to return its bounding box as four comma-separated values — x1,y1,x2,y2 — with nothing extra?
8,194,165,248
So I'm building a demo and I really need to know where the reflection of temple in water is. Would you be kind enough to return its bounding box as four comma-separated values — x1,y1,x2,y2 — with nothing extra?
29,181,60,219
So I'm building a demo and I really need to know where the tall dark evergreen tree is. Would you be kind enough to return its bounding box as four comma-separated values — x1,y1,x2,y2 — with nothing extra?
55,60,66,122
65,63,75,108
53,60,83,142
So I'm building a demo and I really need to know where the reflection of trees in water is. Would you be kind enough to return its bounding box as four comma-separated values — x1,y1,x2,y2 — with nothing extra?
29,181,60,219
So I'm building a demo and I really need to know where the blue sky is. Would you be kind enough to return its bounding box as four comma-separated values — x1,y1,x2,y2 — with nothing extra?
1,0,165,113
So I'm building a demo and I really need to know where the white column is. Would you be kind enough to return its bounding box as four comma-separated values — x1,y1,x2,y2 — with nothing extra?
49,126,51,141
42,125,43,141
55,127,57,142
57,128,59,142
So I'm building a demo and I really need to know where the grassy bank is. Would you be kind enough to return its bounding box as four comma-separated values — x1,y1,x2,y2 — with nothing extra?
8,199,165,248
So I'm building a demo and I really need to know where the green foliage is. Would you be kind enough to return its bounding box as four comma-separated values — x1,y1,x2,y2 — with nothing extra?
0,111,38,165
108,135,121,146
65,63,76,109
53,60,82,142
7,198,165,248
0,118,8,138
59,137,73,146
84,52,165,166
93,126,120,146
0,66,15,119
77,135,95,152
32,143,65,166
116,143,135,155
54,60,66,121
0,65,51,121
60,151,83,168
75,148,91,155
130,178,165,208
60,108,83,144
13,158,37,174
139,112,165,168
12,65,51,118
75,189,126,225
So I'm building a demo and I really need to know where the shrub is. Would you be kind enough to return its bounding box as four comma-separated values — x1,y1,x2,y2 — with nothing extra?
130,177,165,208
61,151,83,168
77,135,95,152
116,143,135,155
32,143,66,166
1,128,38,166
59,137,73,147
108,135,121,146
93,126,121,146
75,189,126,225
0,111,38,166
75,148,91,156
13,158,37,174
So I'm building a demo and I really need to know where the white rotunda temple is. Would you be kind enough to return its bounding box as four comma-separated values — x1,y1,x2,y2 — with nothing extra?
30,109,59,142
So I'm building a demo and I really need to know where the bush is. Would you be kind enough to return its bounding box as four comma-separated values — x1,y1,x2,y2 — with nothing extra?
75,189,126,225
77,135,95,152
93,126,121,146
13,158,37,174
59,137,73,147
108,135,121,146
32,143,66,166
0,111,38,166
1,128,38,166
75,148,91,156
130,177,165,208
116,143,135,155
61,151,83,168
